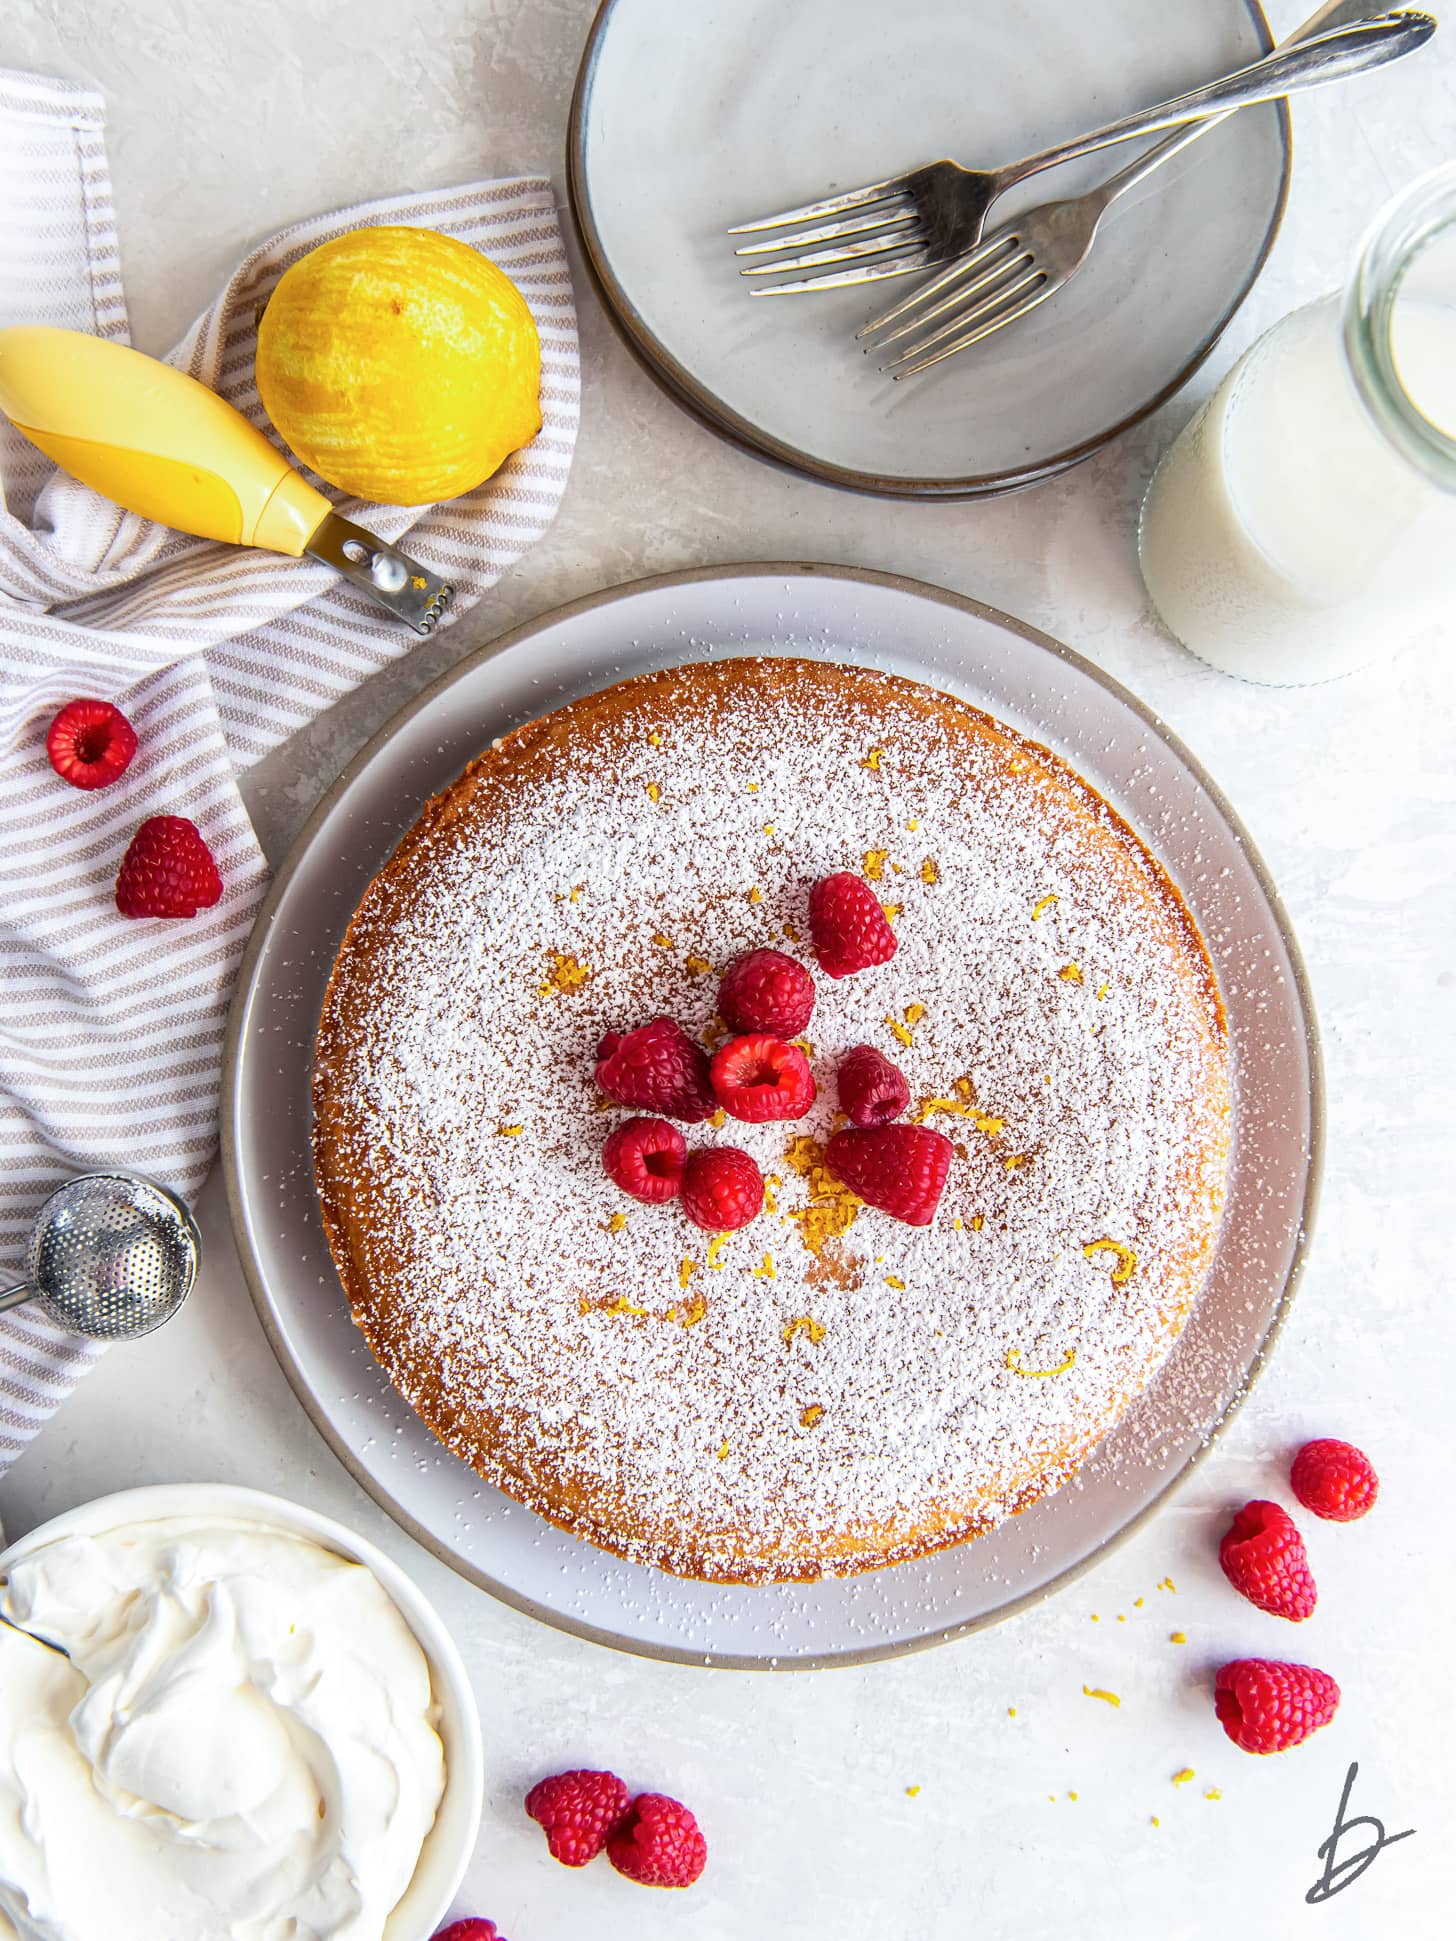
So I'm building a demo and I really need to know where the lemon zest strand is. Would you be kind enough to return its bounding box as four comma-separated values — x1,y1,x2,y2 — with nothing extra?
783,1314,826,1346
1006,1346,1076,1377
1083,1237,1138,1285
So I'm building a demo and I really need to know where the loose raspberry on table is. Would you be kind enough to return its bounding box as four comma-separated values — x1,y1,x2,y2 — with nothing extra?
606,1792,707,1889
524,1768,630,1868
595,1018,716,1122
601,1118,687,1203
836,1043,911,1127
808,871,898,978
114,816,223,919
1218,1499,1317,1621
680,1146,763,1230
710,1033,816,1122
1214,1659,1341,1755
825,1123,952,1226
1291,1438,1379,1522
46,698,137,790
718,947,816,1037
433,1921,506,1941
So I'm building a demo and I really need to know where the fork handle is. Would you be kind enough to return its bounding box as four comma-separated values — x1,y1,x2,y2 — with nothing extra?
1086,0,1396,207
997,11,1434,194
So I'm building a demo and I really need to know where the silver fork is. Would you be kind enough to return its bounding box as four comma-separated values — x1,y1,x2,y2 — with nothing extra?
729,11,1434,294
863,0,1388,375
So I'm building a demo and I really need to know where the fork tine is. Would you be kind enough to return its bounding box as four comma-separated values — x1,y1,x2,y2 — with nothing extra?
740,227,928,281
881,265,1047,370
727,174,908,235
879,268,1041,369
890,280,1059,378
746,243,946,297
865,242,1031,350
856,230,1022,339
733,200,916,258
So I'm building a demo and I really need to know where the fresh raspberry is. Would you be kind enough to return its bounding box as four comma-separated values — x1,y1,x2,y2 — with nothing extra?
825,1124,952,1226
524,1768,630,1868
1291,1438,1379,1523
601,1118,687,1203
45,698,137,790
718,948,816,1037
709,1033,816,1122
433,1922,505,1941
595,1018,715,1122
114,816,223,919
1218,1499,1317,1621
808,871,898,979
680,1147,763,1231
836,1043,911,1127
606,1793,707,1889
1214,1659,1341,1755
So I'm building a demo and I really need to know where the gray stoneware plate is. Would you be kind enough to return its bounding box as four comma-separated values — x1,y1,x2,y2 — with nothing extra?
567,0,1291,497
223,565,1322,1669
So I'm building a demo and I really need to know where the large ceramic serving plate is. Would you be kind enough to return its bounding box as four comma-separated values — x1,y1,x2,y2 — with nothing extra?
568,0,1290,496
223,565,1321,1668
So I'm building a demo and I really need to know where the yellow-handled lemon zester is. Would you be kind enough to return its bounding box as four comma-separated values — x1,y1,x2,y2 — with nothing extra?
0,326,453,634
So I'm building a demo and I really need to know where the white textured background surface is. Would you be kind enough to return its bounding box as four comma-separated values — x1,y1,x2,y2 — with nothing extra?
1,3,1453,1937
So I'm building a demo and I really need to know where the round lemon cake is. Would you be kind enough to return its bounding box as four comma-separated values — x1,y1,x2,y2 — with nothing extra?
312,658,1231,1583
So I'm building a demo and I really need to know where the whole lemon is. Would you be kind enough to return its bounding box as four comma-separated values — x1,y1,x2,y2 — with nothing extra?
255,226,541,505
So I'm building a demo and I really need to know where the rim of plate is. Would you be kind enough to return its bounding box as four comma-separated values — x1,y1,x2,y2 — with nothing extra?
222,563,1325,1668
565,0,1293,500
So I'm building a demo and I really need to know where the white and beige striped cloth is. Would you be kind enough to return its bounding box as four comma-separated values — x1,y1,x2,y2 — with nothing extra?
0,69,580,1468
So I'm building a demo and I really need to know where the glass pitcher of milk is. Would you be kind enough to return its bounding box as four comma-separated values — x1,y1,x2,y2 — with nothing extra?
1139,163,1456,685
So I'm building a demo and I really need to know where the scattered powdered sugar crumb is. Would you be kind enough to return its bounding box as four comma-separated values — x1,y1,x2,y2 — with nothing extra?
314,660,1229,1581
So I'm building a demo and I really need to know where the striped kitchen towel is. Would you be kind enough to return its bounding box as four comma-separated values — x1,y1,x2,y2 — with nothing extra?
0,69,580,1467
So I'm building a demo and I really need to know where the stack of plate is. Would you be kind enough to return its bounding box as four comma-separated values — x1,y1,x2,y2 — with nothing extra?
567,0,1290,496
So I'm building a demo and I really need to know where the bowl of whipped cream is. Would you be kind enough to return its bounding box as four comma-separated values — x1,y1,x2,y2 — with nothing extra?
0,1483,484,1941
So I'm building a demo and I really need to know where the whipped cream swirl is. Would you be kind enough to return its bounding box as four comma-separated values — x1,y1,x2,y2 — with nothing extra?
0,1516,445,1941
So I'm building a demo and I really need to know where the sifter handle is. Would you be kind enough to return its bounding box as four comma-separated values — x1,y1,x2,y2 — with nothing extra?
0,1282,36,1314
0,326,330,556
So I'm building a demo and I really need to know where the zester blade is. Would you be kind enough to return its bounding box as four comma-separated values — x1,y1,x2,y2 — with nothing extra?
308,512,455,635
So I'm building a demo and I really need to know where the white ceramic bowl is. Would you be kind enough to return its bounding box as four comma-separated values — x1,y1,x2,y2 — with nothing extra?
0,1483,483,1941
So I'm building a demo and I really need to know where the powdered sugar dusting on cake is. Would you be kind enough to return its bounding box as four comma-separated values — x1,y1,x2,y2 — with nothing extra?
313,660,1229,1582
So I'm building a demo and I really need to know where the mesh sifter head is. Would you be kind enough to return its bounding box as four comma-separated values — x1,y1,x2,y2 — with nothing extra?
24,1174,200,1341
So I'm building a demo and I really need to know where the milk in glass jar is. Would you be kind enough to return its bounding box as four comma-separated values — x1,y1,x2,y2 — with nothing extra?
1139,164,1456,685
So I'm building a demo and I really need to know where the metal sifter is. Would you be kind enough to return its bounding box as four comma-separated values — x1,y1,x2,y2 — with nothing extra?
0,1173,200,1341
